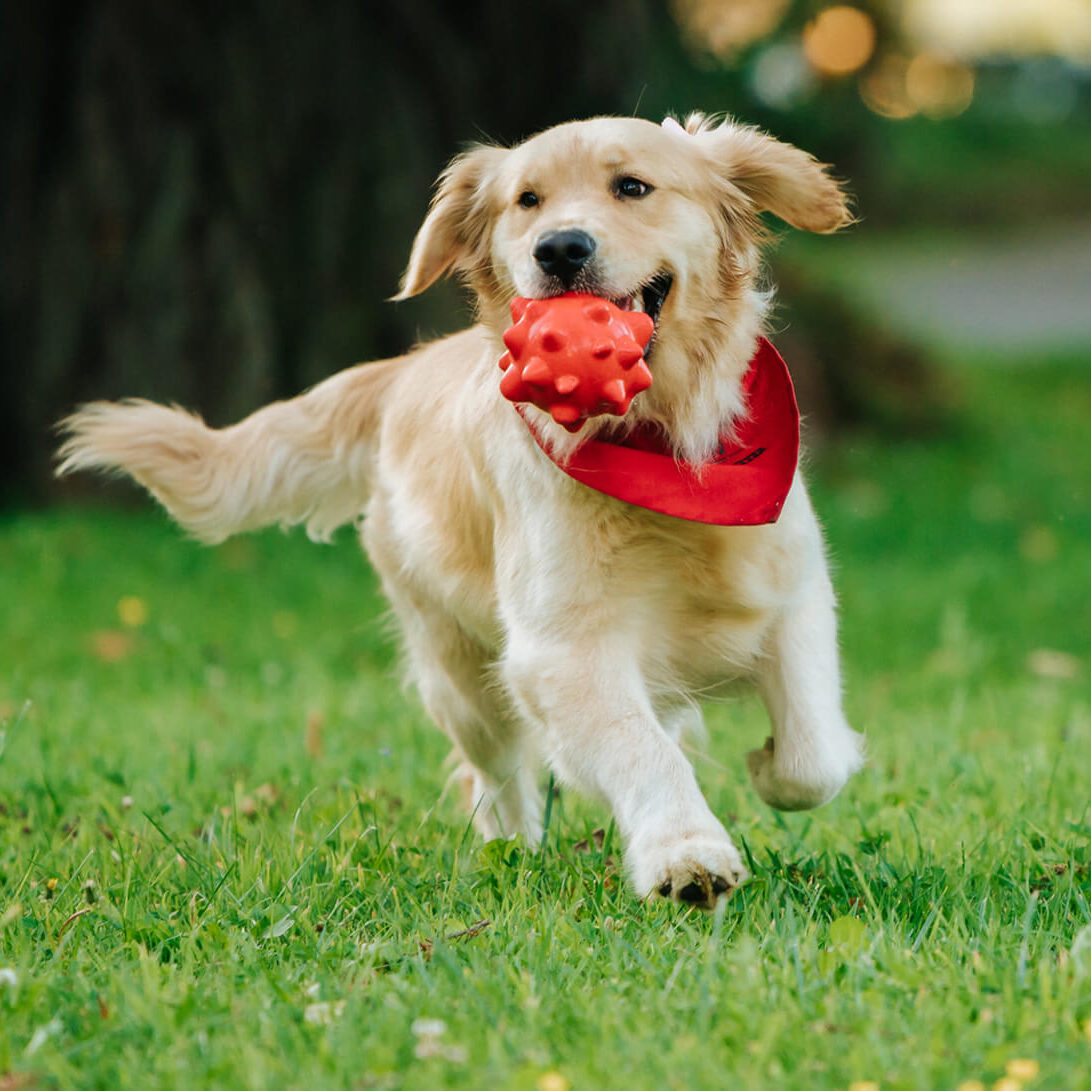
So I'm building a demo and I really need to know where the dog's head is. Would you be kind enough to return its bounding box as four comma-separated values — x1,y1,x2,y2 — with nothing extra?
396,115,851,462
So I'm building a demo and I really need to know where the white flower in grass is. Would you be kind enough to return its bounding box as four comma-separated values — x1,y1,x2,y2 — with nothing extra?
303,1000,345,1026
411,1018,465,1062
410,1018,447,1039
0,967,18,987
25,1018,62,1056
413,1040,467,1062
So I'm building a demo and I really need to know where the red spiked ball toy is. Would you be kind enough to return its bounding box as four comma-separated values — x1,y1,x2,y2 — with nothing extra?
498,294,656,431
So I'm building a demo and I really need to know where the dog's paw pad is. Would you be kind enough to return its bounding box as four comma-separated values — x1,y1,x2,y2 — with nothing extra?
635,835,748,910
665,866,742,909
678,881,707,904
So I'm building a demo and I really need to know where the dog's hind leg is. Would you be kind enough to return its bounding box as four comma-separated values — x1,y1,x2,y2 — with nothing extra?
419,657,542,843
362,502,543,842
748,561,865,810
394,599,543,843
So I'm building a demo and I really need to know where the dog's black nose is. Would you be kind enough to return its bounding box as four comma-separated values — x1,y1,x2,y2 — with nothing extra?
533,229,596,285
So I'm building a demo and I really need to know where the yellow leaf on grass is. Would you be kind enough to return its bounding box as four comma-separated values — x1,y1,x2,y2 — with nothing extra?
1005,1059,1039,1081
830,915,867,953
91,630,133,662
1027,648,1080,680
305,710,325,758
537,1074,570,1091
819,915,868,973
117,595,148,628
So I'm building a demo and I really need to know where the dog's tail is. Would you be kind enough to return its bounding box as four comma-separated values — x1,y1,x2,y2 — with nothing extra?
56,359,401,543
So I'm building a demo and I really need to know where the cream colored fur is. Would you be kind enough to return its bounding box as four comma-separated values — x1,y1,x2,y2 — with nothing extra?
58,114,864,908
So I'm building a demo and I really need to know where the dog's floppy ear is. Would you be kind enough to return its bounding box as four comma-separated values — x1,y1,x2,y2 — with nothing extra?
393,144,507,300
690,116,852,234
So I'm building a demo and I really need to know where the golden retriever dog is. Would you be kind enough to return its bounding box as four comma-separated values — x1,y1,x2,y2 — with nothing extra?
58,113,864,908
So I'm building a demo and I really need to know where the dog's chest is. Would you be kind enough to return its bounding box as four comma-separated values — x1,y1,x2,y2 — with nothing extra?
637,523,795,683
495,457,815,674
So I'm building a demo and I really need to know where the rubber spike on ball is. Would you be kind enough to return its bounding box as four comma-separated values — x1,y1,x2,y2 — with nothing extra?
630,362,653,392
616,341,644,369
600,379,628,411
521,358,552,386
502,324,528,359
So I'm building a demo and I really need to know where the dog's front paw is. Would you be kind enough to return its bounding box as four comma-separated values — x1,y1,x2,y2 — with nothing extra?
629,829,748,910
746,731,864,812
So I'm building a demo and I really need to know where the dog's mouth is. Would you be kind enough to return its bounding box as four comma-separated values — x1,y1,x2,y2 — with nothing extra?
611,272,674,328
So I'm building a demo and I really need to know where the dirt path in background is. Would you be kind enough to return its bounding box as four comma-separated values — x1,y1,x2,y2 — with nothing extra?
824,221,1091,354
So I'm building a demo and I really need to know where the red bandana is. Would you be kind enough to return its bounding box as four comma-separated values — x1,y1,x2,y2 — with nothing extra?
519,337,799,526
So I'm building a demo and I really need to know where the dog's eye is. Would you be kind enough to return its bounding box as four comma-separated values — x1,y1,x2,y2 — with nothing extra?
517,191,540,209
614,177,652,200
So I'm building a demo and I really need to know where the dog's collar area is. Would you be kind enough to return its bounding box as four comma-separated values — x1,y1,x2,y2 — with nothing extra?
517,337,800,526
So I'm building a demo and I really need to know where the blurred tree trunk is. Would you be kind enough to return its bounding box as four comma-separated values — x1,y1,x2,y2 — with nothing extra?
2,0,653,500
3,0,944,503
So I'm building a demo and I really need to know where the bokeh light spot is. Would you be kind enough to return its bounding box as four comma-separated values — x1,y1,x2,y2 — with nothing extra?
906,53,975,117
860,54,917,118
673,0,791,59
803,6,877,77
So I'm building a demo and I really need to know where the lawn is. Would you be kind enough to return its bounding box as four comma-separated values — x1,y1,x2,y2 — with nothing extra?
1,350,1090,1090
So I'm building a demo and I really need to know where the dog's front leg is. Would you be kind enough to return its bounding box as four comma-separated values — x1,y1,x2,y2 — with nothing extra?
503,634,746,907
748,560,865,810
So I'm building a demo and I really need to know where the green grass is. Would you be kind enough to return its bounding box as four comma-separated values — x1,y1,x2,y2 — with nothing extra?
2,353,1090,1090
